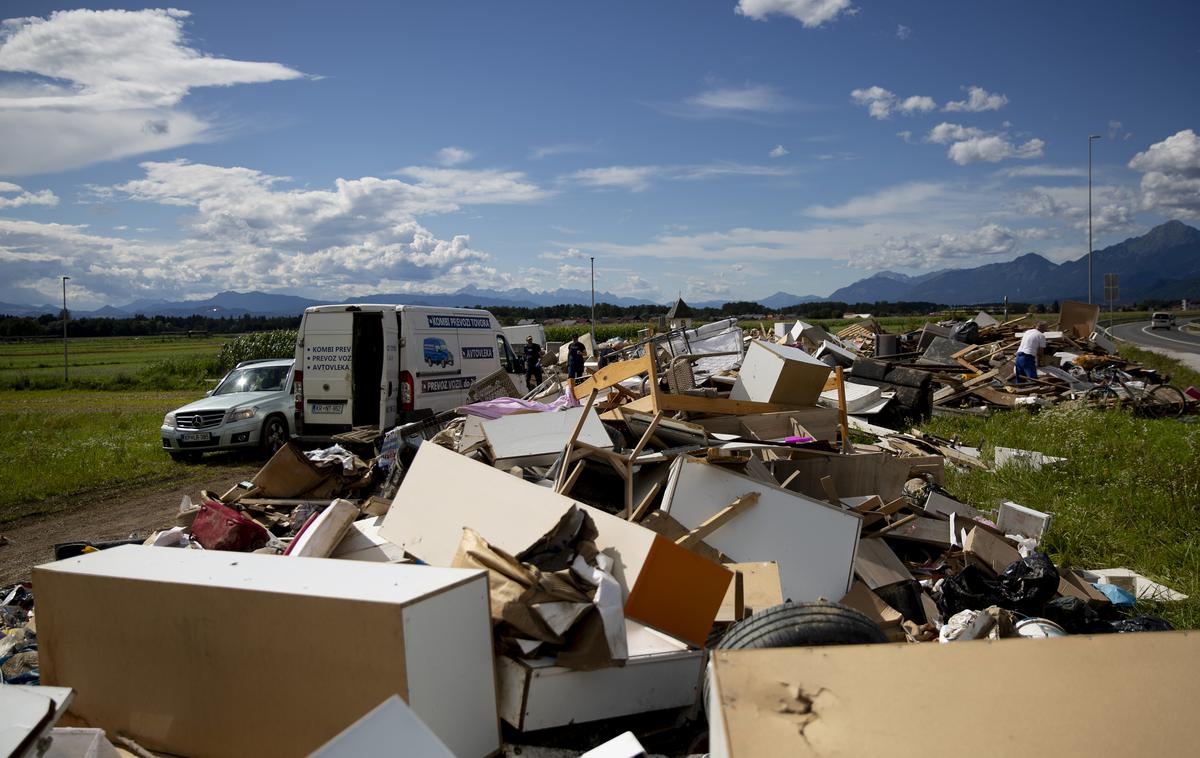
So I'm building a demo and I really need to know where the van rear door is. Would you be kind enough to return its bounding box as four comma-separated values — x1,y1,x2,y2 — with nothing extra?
300,311,355,429
379,313,399,429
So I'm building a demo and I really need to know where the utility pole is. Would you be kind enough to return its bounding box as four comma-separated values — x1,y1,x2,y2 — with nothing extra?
589,257,596,356
62,275,70,381
1088,134,1101,304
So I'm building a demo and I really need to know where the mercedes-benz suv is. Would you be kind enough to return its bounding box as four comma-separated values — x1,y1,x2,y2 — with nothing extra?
161,358,295,460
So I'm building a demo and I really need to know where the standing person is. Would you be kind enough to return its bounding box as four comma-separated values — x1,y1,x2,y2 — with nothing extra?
522,335,544,391
566,335,587,380
1014,321,1048,384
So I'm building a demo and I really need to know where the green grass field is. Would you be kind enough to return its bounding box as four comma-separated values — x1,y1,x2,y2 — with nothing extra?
0,334,226,390
0,390,205,523
924,401,1200,630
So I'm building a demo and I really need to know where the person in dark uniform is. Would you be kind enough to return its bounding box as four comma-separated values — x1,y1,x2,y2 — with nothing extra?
566,335,587,380
522,335,544,390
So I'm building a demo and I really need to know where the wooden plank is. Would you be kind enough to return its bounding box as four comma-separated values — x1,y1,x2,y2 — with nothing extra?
622,392,806,417
819,476,841,506
572,354,655,399
835,366,851,454
675,493,759,549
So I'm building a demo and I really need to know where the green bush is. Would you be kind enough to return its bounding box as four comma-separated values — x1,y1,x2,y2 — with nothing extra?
216,330,298,371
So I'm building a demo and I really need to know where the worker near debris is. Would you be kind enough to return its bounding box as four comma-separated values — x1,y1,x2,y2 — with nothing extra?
566,335,587,380
1015,321,1048,383
523,336,544,390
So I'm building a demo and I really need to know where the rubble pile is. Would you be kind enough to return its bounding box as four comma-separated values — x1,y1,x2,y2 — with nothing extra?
827,299,1197,418
1,306,1195,757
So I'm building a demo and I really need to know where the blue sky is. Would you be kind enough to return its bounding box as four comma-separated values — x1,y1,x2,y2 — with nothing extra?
1,1,1198,309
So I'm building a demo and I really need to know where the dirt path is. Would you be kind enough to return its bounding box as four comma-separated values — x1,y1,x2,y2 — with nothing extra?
0,461,259,586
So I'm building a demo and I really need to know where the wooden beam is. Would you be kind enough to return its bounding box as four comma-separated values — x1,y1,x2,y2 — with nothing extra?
675,492,760,549
835,366,851,454
572,353,655,399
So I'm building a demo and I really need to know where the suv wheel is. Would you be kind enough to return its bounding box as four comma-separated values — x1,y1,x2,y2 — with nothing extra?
259,416,289,457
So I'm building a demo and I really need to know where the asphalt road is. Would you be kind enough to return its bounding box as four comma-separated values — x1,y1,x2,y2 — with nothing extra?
1109,318,1200,355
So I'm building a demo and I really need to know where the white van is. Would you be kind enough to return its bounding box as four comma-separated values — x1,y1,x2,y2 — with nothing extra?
294,304,523,437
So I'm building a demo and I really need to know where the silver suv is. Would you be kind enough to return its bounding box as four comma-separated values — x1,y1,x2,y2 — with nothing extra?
1151,312,1175,330
161,358,295,460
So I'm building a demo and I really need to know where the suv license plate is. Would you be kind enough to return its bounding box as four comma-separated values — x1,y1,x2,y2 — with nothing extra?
310,402,345,415
181,432,211,442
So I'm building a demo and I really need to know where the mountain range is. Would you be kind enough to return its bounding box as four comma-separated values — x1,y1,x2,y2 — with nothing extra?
3,220,1198,317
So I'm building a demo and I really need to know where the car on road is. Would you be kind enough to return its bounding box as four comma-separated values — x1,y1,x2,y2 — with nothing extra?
1151,312,1175,330
161,358,295,460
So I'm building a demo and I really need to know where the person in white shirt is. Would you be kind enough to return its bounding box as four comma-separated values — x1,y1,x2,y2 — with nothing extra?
1014,321,1048,383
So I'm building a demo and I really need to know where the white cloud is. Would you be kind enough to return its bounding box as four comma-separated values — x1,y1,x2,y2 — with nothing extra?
568,162,793,192
1108,120,1132,141
851,86,936,119
927,123,1044,165
948,136,1044,165
538,247,590,261
944,85,1008,112
926,122,985,145
898,95,936,115
805,182,948,219
436,146,474,166
0,8,304,175
997,165,1087,178
529,142,598,160
569,166,661,192
0,182,57,208
896,24,912,39
1012,185,1139,236
1128,129,1200,217
735,0,856,28
897,130,914,143
687,83,789,113
851,86,895,119
0,159,553,306
769,144,790,158
854,224,1020,269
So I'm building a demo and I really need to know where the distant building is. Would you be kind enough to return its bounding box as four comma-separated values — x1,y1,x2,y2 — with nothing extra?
666,297,693,330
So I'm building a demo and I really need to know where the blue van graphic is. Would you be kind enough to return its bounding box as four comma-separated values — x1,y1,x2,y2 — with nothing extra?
423,337,454,367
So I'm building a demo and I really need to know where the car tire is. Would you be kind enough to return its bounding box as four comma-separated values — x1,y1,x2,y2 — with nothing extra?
259,415,289,457
703,601,887,717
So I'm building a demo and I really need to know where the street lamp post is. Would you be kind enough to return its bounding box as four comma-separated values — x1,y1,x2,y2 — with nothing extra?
1088,134,1101,304
62,275,70,381
589,257,596,357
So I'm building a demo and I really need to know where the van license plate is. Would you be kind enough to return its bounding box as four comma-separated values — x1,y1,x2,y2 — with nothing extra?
310,402,345,415
181,432,211,442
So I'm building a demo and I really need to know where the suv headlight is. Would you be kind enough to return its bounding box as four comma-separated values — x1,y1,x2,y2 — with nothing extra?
228,407,257,422
163,412,176,426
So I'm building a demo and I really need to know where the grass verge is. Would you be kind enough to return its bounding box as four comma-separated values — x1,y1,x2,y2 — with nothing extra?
0,390,214,523
921,403,1200,629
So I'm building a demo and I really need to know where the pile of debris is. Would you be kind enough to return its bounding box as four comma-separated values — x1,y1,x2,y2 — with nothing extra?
2,314,1193,757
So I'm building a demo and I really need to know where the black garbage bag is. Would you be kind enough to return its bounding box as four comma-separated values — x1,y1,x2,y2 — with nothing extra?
998,552,1060,615
1108,615,1174,633
949,320,980,343
1041,596,1114,634
938,565,1003,617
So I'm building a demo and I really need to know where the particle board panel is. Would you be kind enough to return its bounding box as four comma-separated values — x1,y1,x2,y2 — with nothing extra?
730,340,831,407
380,442,730,647
497,621,703,732
482,406,613,468
662,457,860,604
709,632,1200,757
34,546,497,758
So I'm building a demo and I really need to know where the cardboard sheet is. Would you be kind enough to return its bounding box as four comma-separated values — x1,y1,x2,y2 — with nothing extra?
1059,299,1101,339
717,562,784,621
34,546,498,758
380,442,730,647
709,632,1200,757
662,457,860,604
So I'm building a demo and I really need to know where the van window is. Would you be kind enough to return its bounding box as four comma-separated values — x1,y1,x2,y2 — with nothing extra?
496,334,519,373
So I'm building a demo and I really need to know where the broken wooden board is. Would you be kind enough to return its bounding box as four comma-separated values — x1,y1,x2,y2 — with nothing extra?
716,562,784,622
853,538,914,589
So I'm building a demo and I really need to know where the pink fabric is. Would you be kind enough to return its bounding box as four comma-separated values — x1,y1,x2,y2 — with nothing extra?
456,392,581,420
